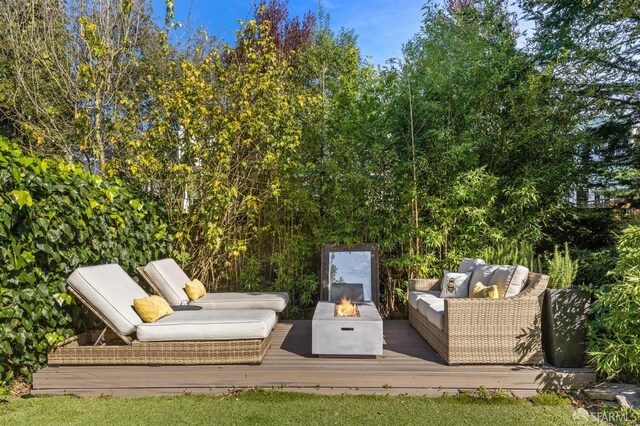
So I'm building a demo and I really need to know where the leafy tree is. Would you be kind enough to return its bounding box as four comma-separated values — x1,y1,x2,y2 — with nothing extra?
521,0,640,206
117,16,310,297
252,0,316,57
385,0,579,276
522,0,639,123
0,0,160,169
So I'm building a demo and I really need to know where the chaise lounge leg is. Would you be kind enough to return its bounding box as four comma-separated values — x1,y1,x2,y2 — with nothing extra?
93,328,107,346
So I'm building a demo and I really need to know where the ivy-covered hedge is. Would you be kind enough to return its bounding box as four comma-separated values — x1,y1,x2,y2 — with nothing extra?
0,138,172,384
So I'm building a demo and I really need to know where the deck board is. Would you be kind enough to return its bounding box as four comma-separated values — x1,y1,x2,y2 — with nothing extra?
32,320,595,397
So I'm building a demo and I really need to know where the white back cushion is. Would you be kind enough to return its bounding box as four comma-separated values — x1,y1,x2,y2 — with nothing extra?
488,265,530,298
68,264,146,336
468,264,500,289
505,265,529,297
487,265,514,298
144,258,190,305
458,258,485,273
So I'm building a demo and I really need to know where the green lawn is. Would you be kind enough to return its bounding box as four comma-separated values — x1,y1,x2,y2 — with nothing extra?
0,390,589,426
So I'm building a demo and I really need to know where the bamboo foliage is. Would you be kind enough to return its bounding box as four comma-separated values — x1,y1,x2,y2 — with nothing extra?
120,19,309,287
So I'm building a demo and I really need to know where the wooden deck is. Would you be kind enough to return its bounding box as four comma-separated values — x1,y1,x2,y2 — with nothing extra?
32,320,595,397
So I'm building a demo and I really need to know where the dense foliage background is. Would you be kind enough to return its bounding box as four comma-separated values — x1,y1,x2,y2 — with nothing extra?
0,138,172,383
0,0,638,384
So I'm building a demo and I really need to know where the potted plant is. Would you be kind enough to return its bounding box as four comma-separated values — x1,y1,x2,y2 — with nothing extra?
542,243,591,368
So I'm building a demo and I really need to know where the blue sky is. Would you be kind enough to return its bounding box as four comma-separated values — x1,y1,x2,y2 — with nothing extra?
150,1,531,65
151,0,426,65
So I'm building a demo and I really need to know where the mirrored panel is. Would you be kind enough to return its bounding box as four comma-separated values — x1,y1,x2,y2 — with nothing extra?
321,244,379,307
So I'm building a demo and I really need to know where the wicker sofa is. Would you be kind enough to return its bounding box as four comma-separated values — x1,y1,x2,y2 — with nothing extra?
408,272,549,365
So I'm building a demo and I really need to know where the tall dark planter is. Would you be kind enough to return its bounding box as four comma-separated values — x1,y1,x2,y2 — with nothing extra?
542,288,590,368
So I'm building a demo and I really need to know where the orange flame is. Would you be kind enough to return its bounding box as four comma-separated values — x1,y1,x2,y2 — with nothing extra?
335,296,359,317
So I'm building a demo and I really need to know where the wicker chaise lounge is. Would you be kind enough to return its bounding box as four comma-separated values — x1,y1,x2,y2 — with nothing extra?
138,258,289,312
48,264,275,366
408,272,548,365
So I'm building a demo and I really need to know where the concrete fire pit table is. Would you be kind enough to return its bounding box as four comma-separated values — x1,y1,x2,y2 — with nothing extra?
312,301,383,357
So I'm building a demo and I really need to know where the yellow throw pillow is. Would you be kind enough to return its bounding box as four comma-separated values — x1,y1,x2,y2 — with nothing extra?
185,279,206,301
134,295,173,323
470,282,501,299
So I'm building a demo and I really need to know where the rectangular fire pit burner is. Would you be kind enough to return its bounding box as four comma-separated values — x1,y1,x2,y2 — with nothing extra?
312,301,383,357
335,297,360,317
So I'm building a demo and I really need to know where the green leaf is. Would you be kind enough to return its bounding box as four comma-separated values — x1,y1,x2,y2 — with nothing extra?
44,333,60,346
11,190,33,208
21,251,35,264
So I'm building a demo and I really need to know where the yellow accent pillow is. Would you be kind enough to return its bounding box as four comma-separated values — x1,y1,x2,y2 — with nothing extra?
185,279,206,301
133,295,173,323
470,282,501,299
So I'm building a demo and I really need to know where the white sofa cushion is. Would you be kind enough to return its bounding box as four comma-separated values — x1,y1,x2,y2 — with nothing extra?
135,309,276,342
408,290,440,310
191,292,289,312
417,298,445,331
458,258,485,273
144,258,190,305
488,265,529,298
440,271,471,298
68,264,146,336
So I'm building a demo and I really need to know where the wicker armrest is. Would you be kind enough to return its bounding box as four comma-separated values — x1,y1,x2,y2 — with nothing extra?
444,296,544,337
444,296,542,320
409,278,440,292
443,295,546,364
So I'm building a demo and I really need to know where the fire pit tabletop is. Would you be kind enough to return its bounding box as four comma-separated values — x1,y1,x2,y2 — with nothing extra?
314,300,380,321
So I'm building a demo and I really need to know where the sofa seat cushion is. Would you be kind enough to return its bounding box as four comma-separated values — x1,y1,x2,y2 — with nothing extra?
408,291,440,310
190,292,289,312
417,298,445,331
143,259,190,305
135,309,277,342
68,264,147,336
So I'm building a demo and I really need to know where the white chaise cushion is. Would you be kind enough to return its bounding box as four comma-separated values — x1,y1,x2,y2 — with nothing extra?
68,264,146,336
135,309,276,342
191,292,289,312
458,258,485,273
144,258,190,305
417,298,445,330
408,291,440,310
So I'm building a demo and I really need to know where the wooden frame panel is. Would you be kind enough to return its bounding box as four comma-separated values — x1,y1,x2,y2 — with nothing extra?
320,244,379,307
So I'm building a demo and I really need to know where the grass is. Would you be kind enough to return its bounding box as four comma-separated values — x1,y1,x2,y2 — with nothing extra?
0,389,587,426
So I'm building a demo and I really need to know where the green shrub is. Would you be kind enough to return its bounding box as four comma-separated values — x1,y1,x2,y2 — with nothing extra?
546,243,578,289
610,224,640,280
0,139,173,384
588,224,640,384
540,207,620,252
572,247,617,289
